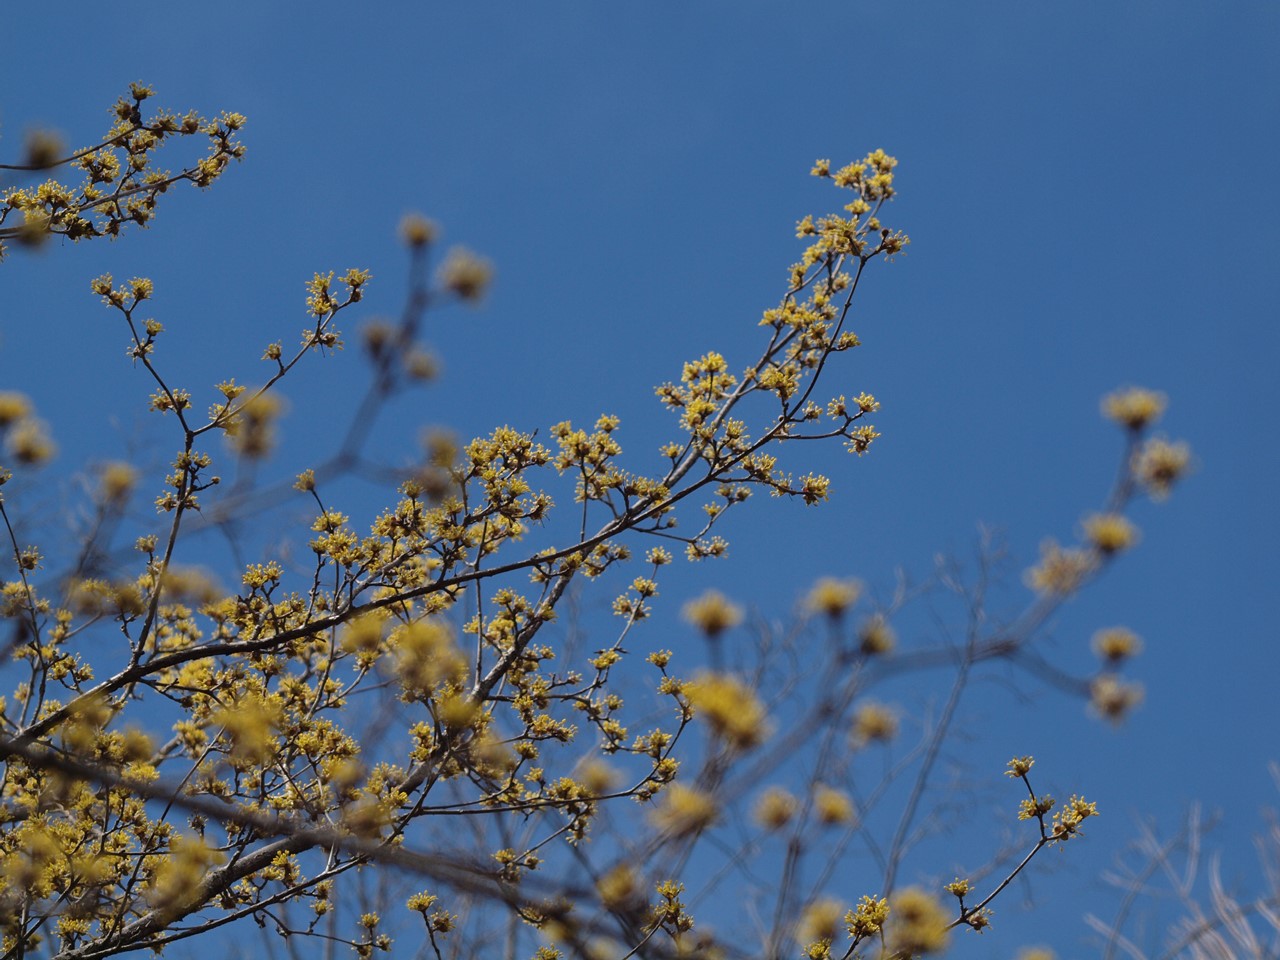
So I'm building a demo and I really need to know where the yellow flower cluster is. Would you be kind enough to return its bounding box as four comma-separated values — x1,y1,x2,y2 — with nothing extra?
685,672,767,749
1025,539,1095,595
0,85,245,258
805,576,863,618
0,391,56,467
682,590,743,637
1103,386,1167,430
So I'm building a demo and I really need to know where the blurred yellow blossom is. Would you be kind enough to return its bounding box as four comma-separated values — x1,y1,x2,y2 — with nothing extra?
754,786,798,830
1083,513,1139,554
1134,437,1191,499
439,247,493,301
798,898,845,944
682,590,743,637
400,212,438,247
852,701,898,745
686,672,767,750
1025,539,1093,595
885,887,950,955
98,461,139,504
649,783,718,836
0,392,32,426
1092,626,1143,663
1090,674,1144,723
805,577,863,618
858,614,896,655
814,784,857,825
1103,387,1166,430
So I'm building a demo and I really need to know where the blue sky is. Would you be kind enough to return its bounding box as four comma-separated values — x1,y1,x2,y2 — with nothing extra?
3,3,1278,957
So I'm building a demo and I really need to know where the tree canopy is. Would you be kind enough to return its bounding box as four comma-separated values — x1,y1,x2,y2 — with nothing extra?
0,87,1198,960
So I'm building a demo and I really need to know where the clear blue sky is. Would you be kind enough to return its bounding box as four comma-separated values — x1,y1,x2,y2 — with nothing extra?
3,3,1278,957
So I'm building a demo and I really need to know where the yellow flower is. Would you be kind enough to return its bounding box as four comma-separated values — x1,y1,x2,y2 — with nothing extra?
885,887,950,956
1102,386,1167,430
1024,539,1094,595
210,692,283,765
686,672,768,750
1134,437,1191,499
798,898,844,944
852,701,898,745
1005,755,1035,778
682,590,743,637
7,418,56,465
438,247,493,301
225,391,284,459
391,619,467,693
845,894,889,941
400,212,438,247
1090,674,1144,723
805,577,863,618
1092,626,1143,663
857,614,896,655
649,783,718,836
813,784,856,825
0,391,32,426
1082,513,1139,554
98,461,139,504
1018,795,1055,821
407,891,438,914
596,864,639,908
1050,794,1099,839
754,786,798,830
147,834,226,911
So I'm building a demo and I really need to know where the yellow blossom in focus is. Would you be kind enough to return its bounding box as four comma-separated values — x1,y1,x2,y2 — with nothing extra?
1006,756,1035,778
406,890,438,913
845,894,890,941
1050,794,1099,839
